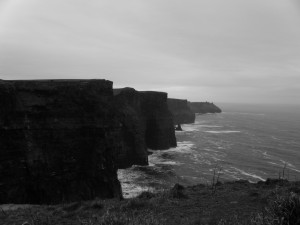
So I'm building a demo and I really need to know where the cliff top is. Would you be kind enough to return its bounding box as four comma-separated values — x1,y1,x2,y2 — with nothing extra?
113,87,136,96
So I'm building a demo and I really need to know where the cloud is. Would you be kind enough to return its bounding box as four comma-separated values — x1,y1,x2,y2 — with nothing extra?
0,0,300,104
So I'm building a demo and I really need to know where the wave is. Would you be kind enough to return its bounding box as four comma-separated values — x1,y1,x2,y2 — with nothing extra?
199,125,223,128
148,141,196,166
230,167,265,181
119,110,300,198
149,141,195,154
118,165,175,198
205,130,241,134
178,125,200,132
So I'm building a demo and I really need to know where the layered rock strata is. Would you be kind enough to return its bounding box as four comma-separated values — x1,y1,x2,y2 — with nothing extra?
188,102,222,114
167,98,195,124
114,88,176,168
0,79,122,204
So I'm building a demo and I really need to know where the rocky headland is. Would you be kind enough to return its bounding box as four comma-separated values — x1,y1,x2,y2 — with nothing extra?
188,101,222,114
167,98,195,124
0,80,177,204
113,88,176,168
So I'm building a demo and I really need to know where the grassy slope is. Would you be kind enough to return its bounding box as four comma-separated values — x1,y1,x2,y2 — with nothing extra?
1,179,300,225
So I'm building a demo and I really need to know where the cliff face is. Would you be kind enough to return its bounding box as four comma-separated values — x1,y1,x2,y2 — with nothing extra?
0,80,122,204
167,98,195,124
114,89,176,168
188,102,222,114
139,91,177,150
113,88,148,169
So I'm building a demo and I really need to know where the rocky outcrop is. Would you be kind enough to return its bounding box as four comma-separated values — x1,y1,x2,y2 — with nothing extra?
188,102,222,114
167,98,195,124
0,79,122,204
114,88,176,168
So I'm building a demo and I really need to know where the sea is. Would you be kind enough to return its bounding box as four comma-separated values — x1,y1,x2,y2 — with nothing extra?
118,103,300,198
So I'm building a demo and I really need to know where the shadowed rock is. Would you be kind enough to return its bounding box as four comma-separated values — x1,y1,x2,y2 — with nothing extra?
139,91,177,150
0,79,122,204
188,101,222,114
167,98,195,124
113,88,148,168
175,124,183,131
114,88,177,168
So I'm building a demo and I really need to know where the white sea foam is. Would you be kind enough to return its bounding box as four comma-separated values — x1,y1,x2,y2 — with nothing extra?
289,167,300,173
199,125,223,128
118,167,162,198
262,151,273,160
148,141,195,166
230,167,265,181
149,141,195,154
279,160,295,168
179,124,200,132
271,136,280,140
268,161,300,174
148,156,181,166
205,130,241,134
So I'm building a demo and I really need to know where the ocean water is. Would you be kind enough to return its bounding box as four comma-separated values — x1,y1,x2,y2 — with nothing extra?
118,103,300,198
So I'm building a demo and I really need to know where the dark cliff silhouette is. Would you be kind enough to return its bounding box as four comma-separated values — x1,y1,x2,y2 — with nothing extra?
167,98,195,124
188,101,222,114
114,88,177,168
0,79,123,204
0,80,178,204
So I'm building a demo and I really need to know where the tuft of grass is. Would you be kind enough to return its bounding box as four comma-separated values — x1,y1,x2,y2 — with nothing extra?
97,211,166,225
24,210,54,225
89,199,104,209
62,202,82,212
251,192,300,225
120,198,150,211
137,191,155,199
169,183,186,199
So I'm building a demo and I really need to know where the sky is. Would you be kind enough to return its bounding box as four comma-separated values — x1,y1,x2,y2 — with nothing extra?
0,0,300,104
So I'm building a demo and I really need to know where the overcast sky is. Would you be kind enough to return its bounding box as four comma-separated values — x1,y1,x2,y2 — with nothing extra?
0,0,300,104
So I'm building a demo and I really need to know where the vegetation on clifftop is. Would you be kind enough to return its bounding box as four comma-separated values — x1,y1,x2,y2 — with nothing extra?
1,179,300,225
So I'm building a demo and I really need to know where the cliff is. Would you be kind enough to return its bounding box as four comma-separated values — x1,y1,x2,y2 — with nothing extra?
113,88,148,168
188,102,222,114
114,88,176,168
0,79,122,204
167,98,195,124
139,91,177,150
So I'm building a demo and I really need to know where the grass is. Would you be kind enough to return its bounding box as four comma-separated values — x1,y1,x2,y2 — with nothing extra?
251,191,300,225
1,179,300,225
